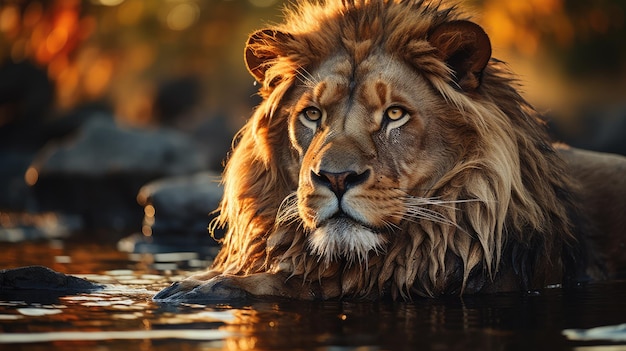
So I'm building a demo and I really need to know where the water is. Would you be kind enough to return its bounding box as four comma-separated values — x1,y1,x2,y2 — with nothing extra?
1,240,626,350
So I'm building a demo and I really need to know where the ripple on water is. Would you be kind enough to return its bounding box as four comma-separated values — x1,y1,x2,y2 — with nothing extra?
0,329,233,344
0,283,240,346
1,242,626,350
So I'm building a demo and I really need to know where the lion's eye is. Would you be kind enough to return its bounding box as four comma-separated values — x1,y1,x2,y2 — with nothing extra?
382,106,410,136
299,106,322,131
384,107,407,121
302,107,322,122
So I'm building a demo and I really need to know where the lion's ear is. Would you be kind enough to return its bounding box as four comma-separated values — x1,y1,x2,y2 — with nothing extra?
428,20,492,91
245,29,292,84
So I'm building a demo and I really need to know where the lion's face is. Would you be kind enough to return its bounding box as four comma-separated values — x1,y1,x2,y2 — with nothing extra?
285,53,465,263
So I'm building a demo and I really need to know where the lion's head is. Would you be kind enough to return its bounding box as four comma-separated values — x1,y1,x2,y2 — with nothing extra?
209,0,583,299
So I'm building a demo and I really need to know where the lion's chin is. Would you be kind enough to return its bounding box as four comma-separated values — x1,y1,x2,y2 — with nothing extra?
307,217,386,265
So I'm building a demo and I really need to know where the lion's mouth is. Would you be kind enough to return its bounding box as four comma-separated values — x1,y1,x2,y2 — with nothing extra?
324,211,371,228
307,213,386,264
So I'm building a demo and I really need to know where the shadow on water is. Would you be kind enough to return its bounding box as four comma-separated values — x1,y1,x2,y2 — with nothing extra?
1,241,626,350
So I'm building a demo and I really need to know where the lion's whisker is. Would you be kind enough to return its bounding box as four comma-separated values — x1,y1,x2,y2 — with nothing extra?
396,196,467,231
381,219,400,232
403,196,482,207
275,192,302,228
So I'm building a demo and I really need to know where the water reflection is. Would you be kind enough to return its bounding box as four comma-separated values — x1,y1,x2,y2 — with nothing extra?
1,243,626,350
0,329,230,344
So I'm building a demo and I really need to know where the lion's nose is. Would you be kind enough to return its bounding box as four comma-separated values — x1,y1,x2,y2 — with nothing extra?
312,169,370,198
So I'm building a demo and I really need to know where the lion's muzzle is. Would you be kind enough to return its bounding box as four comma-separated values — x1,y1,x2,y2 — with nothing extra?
301,165,385,263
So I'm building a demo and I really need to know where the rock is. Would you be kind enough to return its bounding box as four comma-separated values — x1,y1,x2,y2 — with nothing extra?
0,266,103,292
33,115,205,176
29,115,206,235
0,265,103,303
137,171,223,236
119,172,223,255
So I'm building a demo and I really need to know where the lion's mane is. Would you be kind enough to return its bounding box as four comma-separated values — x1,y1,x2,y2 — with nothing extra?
209,0,589,299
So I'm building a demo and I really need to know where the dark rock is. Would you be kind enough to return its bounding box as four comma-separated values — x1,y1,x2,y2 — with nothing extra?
119,172,223,255
29,115,206,235
0,265,103,292
33,115,205,176
0,265,104,303
137,171,223,236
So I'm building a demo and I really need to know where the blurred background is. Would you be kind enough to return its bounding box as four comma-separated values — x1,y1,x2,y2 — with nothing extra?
0,0,624,247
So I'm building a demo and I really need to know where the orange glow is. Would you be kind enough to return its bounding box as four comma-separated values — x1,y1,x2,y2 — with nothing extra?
48,55,69,79
46,26,69,55
516,28,539,56
56,64,80,109
23,2,44,28
0,0,621,130
505,1,533,16
78,16,97,41
141,225,152,237
480,0,573,55
84,57,114,98
144,205,155,218
531,0,563,15
23,4,80,65
482,7,515,49
0,5,20,35
24,167,39,187
115,87,154,125
117,0,144,26
98,0,126,6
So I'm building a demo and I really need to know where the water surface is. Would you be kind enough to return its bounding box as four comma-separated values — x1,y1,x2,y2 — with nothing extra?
1,240,625,350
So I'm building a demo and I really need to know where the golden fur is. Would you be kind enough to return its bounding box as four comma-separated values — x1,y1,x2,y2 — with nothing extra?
155,0,621,302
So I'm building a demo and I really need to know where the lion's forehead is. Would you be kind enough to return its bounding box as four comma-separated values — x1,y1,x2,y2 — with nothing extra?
307,54,426,118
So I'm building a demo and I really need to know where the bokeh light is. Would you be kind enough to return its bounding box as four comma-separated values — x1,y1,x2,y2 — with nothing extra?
164,2,200,31
0,0,624,131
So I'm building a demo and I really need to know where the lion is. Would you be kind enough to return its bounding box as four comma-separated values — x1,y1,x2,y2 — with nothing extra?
154,0,626,301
